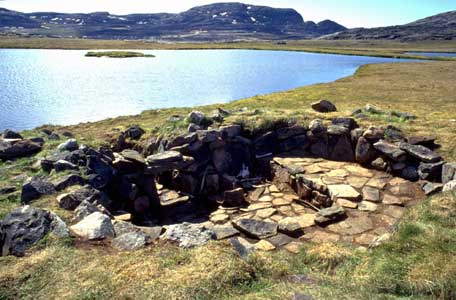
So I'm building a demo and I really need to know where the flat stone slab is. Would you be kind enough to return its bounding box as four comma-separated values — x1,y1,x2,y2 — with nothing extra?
327,185,361,201
232,218,278,239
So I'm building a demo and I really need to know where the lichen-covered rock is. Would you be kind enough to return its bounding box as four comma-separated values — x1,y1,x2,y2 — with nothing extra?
0,206,68,256
111,232,147,251
162,223,214,248
70,212,115,240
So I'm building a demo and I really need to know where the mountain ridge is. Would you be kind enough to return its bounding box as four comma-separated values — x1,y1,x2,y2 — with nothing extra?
325,10,456,41
0,2,346,41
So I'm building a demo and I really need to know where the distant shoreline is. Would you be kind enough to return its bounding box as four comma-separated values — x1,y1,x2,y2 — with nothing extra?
1,37,456,61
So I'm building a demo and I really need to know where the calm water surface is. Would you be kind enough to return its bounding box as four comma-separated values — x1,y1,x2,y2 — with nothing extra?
0,49,417,130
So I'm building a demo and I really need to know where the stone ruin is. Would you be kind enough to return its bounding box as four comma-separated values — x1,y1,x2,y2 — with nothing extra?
1,112,456,255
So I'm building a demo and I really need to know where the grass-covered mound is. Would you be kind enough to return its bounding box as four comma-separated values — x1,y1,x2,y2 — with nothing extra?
85,51,155,58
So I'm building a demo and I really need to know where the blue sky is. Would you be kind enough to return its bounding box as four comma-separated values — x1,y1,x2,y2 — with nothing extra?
0,0,454,28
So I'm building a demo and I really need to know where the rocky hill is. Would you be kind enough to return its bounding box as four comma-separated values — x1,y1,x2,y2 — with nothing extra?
0,3,346,41
324,10,456,41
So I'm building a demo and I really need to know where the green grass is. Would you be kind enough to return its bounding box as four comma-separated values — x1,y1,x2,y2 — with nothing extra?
84,51,155,58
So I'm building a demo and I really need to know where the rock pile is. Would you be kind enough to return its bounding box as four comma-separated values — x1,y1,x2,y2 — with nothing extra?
1,109,455,256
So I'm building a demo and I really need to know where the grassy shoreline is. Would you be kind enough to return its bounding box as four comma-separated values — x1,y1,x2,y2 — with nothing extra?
1,37,456,61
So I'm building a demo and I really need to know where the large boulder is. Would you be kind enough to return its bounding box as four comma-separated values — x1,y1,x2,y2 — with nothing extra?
70,212,115,240
311,100,337,113
0,140,42,160
56,186,105,211
21,176,56,204
0,206,68,256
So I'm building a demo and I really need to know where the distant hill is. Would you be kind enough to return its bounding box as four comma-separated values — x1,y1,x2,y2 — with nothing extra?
324,11,456,41
0,3,346,41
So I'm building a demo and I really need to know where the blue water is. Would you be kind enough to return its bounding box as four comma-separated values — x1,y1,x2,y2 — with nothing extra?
0,49,418,130
406,52,456,58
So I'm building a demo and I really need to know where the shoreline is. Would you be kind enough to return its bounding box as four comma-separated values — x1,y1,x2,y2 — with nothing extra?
1,37,456,61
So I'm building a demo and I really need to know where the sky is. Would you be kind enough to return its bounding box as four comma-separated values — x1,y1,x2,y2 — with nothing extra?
0,0,454,28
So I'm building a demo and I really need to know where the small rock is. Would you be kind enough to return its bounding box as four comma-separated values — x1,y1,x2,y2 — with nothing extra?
52,174,85,191
57,139,79,152
73,200,111,222
21,176,56,204
54,160,79,172
187,111,211,126
311,100,337,113
327,184,361,201
212,225,240,240
355,137,378,164
442,163,456,184
254,240,276,251
232,218,278,239
230,237,254,259
70,212,115,240
125,126,145,140
162,223,214,248
418,161,444,181
112,232,147,251
443,180,456,193
315,206,346,224
292,293,314,300
362,186,381,203
358,201,378,212
399,142,441,163
2,129,23,139
373,140,407,162
422,182,443,196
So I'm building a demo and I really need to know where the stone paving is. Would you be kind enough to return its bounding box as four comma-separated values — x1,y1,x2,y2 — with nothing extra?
207,156,425,250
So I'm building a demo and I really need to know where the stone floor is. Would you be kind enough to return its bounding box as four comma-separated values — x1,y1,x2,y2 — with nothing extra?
207,156,425,249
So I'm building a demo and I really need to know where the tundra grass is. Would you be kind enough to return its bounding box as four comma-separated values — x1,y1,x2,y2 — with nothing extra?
0,46,456,299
